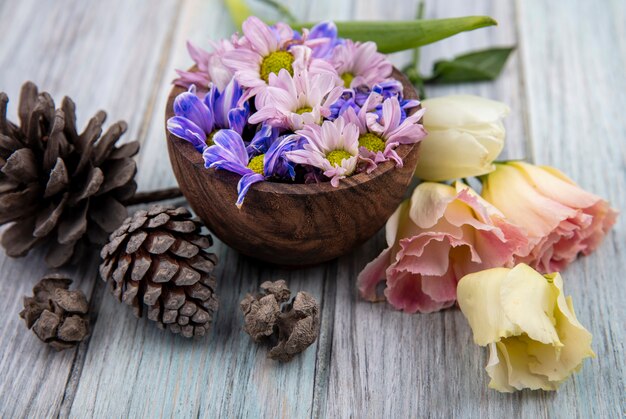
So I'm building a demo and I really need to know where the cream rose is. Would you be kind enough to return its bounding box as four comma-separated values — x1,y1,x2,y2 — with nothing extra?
457,264,594,392
414,95,509,182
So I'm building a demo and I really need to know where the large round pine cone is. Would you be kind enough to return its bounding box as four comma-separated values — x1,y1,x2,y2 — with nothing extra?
0,82,139,267
99,205,219,338
19,274,90,351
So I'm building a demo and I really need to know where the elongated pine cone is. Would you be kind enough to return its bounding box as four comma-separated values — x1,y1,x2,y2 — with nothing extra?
240,280,319,362
19,274,90,350
99,205,218,338
0,82,139,267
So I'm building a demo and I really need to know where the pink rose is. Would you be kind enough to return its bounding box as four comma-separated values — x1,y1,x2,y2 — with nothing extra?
358,182,528,313
481,162,618,273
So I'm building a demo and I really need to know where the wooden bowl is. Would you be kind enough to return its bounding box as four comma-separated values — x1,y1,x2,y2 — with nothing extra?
165,68,420,266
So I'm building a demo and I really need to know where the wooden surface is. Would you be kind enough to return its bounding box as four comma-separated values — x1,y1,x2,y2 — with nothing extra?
166,68,420,266
0,0,624,418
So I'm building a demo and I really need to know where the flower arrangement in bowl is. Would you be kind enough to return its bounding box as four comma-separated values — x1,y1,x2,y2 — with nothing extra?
165,17,426,266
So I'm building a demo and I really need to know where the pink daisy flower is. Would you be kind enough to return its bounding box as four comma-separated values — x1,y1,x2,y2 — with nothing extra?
330,40,393,88
173,37,237,96
344,96,427,171
222,17,338,102
249,69,343,131
286,117,360,187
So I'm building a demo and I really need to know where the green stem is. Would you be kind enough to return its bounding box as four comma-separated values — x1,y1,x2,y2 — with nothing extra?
493,158,527,164
409,1,426,69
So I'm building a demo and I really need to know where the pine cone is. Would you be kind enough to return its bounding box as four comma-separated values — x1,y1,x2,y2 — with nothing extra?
0,82,139,267
19,274,90,351
240,280,320,362
99,205,218,338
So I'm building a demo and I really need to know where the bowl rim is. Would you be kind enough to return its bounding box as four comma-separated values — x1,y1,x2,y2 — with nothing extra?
165,67,421,195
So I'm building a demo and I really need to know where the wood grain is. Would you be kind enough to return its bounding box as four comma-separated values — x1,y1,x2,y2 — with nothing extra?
0,0,623,418
69,1,332,418
0,0,179,416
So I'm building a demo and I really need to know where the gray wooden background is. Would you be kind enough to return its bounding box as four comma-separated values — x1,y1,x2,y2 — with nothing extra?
0,0,624,418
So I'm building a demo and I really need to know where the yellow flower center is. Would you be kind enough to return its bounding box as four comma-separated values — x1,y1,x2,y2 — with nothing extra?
206,130,217,146
326,150,352,167
359,133,386,153
295,106,313,115
260,51,295,83
341,72,355,87
247,154,265,175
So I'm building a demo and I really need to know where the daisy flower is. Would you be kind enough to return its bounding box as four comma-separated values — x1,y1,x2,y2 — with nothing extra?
330,40,392,88
203,130,264,207
286,117,360,187
173,36,237,96
167,80,248,152
222,17,337,102
329,80,420,121
304,21,344,59
203,130,304,206
353,95,426,169
249,69,343,131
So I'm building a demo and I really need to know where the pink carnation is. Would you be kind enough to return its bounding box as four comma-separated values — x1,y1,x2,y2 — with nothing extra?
481,162,618,273
358,182,528,313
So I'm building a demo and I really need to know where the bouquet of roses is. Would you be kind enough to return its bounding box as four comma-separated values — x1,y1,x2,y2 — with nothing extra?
167,17,426,207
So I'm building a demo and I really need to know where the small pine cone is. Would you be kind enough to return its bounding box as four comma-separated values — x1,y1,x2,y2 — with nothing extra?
0,82,139,267
19,274,90,351
240,280,320,362
99,205,219,338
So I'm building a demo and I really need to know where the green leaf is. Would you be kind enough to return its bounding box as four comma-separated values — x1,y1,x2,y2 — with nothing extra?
222,0,498,54
426,47,515,84
301,17,498,53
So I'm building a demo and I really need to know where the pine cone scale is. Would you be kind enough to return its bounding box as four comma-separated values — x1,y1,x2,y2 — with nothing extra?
2,217,41,257
70,167,104,205
33,193,68,237
150,255,179,282
98,158,136,196
129,249,151,281
2,148,38,182
44,158,69,197
92,121,128,165
57,201,88,244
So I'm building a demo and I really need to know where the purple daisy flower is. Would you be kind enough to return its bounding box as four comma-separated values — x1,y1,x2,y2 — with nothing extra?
203,130,305,207
350,95,427,170
245,124,281,157
167,80,249,152
329,80,420,122
306,21,344,59
203,129,264,208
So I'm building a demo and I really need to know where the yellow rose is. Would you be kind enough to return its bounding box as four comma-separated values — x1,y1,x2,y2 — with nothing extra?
457,264,594,392
414,95,509,181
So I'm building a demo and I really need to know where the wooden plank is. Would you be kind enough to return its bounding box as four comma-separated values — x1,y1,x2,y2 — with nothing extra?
322,0,541,417
68,1,332,417
516,1,626,418
0,0,179,417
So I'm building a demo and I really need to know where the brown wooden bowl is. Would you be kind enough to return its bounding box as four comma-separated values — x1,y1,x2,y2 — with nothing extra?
165,67,420,266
